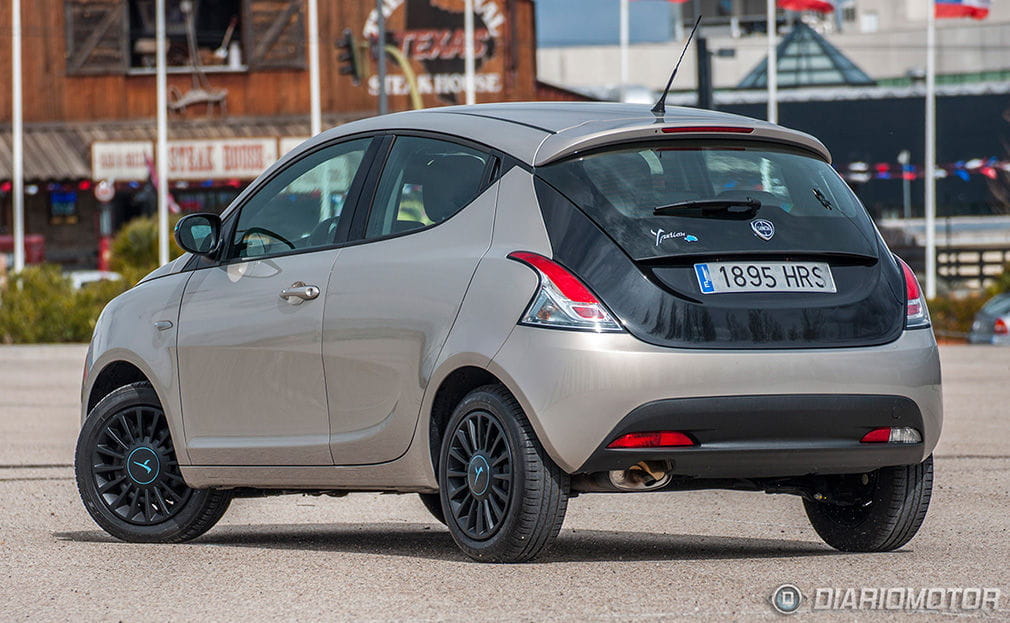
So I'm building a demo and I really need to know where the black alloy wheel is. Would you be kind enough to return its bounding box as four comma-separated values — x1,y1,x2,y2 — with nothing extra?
443,410,513,540
76,382,231,543
438,385,569,562
89,405,191,525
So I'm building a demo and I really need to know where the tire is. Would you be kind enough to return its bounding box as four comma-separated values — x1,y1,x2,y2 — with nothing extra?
417,493,446,525
803,455,934,552
75,382,232,543
438,384,569,562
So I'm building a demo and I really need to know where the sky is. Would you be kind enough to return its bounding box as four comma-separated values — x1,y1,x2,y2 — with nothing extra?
535,0,676,47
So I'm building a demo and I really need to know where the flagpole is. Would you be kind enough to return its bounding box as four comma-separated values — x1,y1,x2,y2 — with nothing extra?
620,0,629,102
766,0,778,123
464,0,476,105
156,0,169,266
307,0,321,135
11,0,24,272
924,2,937,298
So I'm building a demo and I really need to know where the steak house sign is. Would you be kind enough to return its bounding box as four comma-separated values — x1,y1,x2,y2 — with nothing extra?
92,139,279,181
364,0,507,101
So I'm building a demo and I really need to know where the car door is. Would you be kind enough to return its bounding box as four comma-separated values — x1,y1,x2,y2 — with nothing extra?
177,137,376,466
323,134,497,465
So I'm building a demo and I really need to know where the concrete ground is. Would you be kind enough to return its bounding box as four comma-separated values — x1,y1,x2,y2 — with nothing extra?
0,344,1007,621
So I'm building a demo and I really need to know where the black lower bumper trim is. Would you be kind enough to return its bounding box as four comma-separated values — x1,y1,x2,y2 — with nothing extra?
578,394,928,478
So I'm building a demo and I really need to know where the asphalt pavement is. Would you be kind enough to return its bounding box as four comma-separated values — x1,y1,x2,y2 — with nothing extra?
1,344,1008,621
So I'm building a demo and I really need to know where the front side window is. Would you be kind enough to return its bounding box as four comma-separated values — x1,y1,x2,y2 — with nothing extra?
230,138,370,260
365,136,491,239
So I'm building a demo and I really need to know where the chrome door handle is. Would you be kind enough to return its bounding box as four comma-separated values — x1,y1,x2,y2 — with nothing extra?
279,282,320,304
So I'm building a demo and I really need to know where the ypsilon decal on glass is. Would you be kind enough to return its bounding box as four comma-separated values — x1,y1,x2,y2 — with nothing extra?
650,229,699,247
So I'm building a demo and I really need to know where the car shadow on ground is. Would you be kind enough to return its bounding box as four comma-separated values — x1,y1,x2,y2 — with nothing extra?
55,523,840,564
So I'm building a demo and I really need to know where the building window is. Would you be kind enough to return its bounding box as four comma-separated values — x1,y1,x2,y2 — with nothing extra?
129,0,243,70
64,0,306,75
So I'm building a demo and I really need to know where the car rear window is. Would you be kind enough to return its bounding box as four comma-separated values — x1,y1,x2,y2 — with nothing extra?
980,294,1010,316
536,141,879,261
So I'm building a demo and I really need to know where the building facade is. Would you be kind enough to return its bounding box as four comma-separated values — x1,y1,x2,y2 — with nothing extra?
538,0,1010,91
0,0,550,267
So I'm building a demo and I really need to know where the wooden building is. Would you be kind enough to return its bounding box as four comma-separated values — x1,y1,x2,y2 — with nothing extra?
0,0,572,267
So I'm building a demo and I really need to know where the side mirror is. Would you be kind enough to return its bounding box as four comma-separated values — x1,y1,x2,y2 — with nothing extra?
174,213,222,256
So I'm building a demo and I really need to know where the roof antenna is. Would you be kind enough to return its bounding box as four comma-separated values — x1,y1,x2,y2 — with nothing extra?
651,15,703,117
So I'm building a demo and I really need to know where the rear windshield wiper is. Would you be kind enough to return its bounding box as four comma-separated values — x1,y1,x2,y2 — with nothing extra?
653,197,762,216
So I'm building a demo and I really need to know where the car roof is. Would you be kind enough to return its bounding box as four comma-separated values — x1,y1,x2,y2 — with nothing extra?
306,102,832,167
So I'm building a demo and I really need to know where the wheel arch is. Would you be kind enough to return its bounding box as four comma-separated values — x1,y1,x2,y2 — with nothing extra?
424,359,565,477
83,348,191,465
427,365,502,477
87,360,150,413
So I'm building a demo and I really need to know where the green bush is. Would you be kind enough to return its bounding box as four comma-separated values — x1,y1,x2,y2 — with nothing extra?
0,215,186,343
0,265,128,343
926,295,987,338
109,214,183,284
926,263,1010,339
986,262,1010,297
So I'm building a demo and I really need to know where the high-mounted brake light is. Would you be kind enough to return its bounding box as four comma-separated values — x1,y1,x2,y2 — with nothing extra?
896,256,930,329
860,427,922,444
507,251,622,332
661,126,754,134
608,431,696,449
995,318,1008,335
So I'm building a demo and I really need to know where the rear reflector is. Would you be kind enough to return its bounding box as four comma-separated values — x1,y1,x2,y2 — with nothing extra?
607,431,696,449
661,126,754,134
860,427,922,444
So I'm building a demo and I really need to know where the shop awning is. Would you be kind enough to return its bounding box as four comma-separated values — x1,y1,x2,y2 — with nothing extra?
0,113,365,181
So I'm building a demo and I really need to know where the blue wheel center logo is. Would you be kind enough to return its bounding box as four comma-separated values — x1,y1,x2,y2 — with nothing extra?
126,447,160,485
467,455,491,496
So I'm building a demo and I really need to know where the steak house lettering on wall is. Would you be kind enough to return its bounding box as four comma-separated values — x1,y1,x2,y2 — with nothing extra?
363,0,507,103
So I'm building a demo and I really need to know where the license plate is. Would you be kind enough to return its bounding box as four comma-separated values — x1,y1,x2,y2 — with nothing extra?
694,261,837,294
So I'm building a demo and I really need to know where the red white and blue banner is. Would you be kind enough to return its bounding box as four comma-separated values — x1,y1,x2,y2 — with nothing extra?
935,0,992,19
778,0,835,13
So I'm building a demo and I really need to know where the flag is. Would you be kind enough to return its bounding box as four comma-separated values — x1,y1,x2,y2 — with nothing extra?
935,0,991,19
144,155,181,215
778,0,835,12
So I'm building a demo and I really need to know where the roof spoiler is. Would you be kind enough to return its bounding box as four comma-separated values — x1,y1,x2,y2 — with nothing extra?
533,123,832,167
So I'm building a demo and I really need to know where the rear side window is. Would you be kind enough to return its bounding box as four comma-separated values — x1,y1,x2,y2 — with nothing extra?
537,141,879,260
365,136,490,239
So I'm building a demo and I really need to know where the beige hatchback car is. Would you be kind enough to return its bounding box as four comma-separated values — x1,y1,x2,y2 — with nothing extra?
76,103,941,562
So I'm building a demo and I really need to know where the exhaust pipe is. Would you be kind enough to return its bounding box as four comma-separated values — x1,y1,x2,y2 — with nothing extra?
609,461,671,491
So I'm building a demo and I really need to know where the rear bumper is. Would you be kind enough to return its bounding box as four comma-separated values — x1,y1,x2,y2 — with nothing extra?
579,394,925,477
489,327,942,474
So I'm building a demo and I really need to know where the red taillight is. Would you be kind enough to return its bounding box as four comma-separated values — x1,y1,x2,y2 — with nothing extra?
507,251,622,331
860,428,892,443
661,126,754,134
896,256,930,328
507,251,597,304
607,431,696,449
995,318,1009,335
